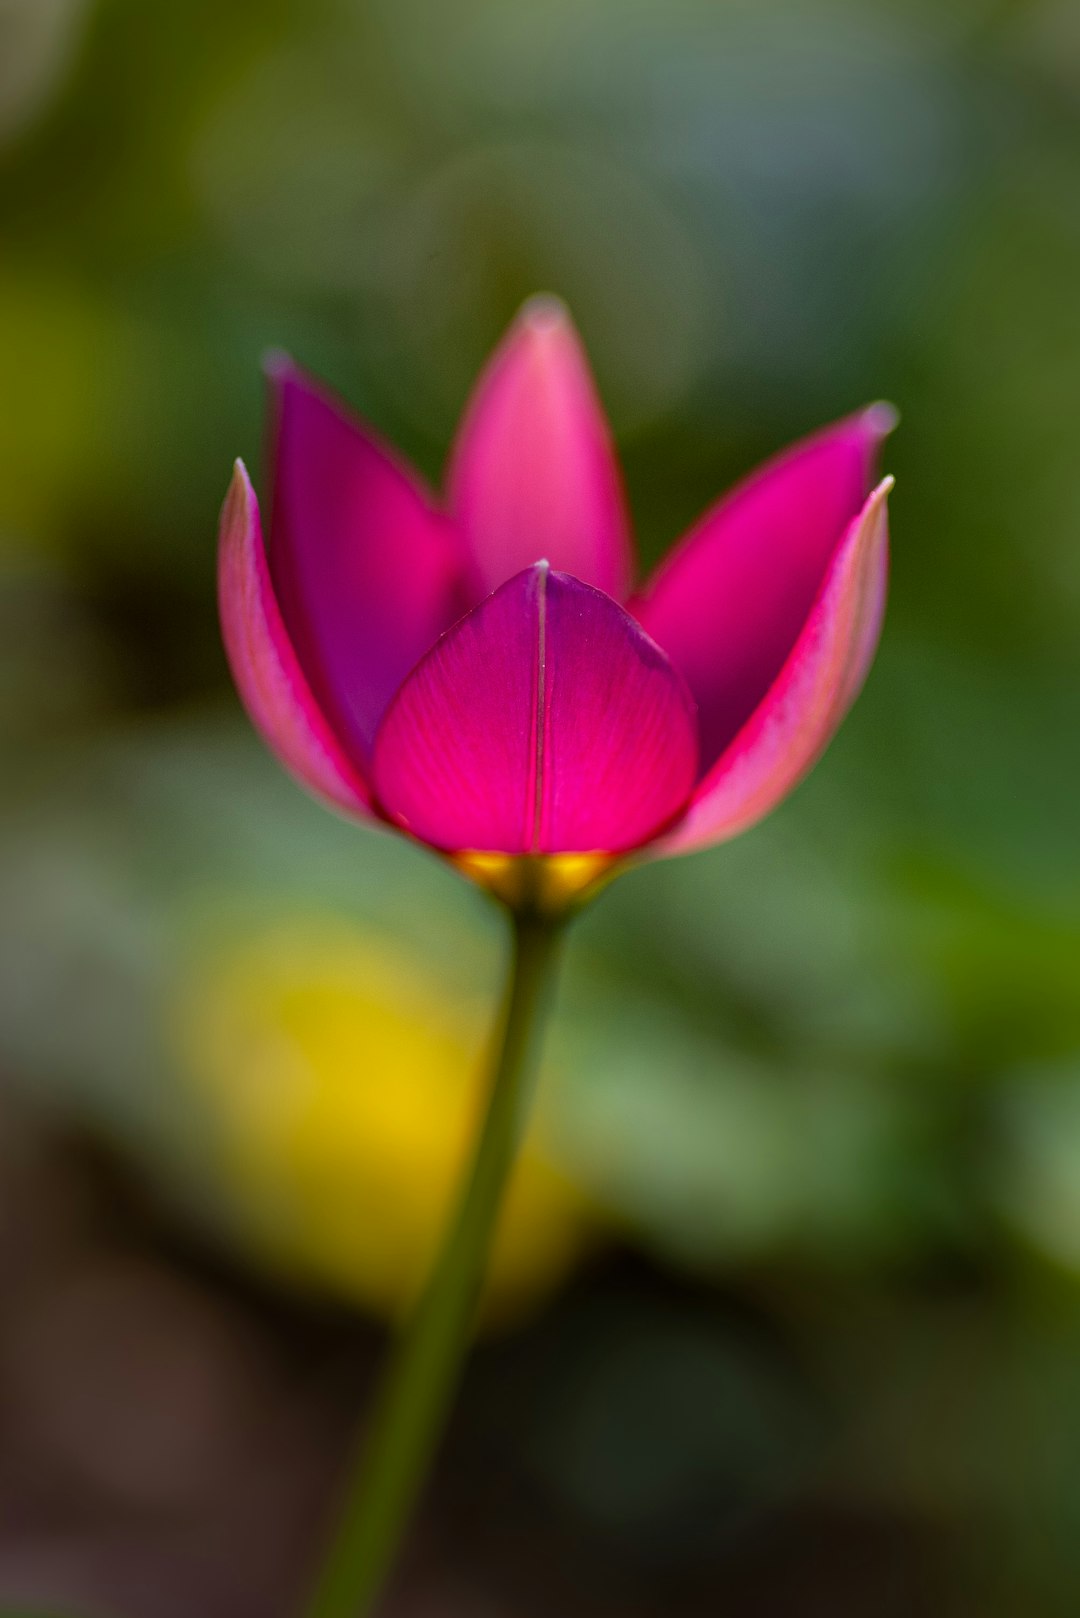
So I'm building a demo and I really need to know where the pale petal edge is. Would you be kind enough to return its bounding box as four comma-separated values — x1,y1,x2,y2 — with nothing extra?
653,477,892,856
218,461,375,819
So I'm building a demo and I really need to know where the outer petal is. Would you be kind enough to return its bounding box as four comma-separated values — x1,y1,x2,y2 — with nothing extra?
268,358,465,765
218,462,374,818
372,565,698,856
633,406,895,771
447,298,633,602
655,478,891,856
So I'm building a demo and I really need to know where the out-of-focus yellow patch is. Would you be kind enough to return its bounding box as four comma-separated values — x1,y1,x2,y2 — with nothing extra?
175,918,595,1328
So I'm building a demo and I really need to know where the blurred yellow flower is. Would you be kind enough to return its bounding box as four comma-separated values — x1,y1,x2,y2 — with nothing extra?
176,918,594,1326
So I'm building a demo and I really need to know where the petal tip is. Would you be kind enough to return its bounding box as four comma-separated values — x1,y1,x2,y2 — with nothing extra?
862,400,900,439
221,457,254,527
262,348,298,384
516,292,573,336
867,472,895,510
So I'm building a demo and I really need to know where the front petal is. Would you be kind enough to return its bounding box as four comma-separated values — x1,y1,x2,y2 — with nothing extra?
373,565,698,856
633,406,895,771
218,462,374,819
656,478,891,856
268,357,465,766
447,298,633,602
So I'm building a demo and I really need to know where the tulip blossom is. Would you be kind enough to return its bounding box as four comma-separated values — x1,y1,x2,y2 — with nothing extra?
217,296,896,1618
219,297,893,897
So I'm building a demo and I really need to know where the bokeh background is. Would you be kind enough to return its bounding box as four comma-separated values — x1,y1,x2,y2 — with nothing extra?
3,0,1080,1613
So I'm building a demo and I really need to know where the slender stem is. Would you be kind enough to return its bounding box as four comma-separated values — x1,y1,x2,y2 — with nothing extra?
305,906,568,1618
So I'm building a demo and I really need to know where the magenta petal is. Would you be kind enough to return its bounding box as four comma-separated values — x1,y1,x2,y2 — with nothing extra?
633,406,895,771
268,358,465,765
218,462,374,818
373,565,698,856
657,478,891,856
447,299,633,602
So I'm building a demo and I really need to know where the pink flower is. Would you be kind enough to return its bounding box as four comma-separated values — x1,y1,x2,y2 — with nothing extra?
219,298,893,896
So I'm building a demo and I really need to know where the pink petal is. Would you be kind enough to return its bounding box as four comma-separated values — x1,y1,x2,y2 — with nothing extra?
447,298,633,602
373,565,698,856
267,357,465,765
656,478,891,856
218,462,375,818
633,406,895,772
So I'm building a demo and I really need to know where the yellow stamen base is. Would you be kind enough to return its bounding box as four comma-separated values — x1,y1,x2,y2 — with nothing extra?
450,850,622,916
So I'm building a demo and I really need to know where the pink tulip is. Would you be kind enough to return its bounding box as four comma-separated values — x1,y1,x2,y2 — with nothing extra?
219,298,893,894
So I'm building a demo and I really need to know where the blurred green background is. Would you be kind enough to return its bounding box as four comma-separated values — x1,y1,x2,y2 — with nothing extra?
3,0,1080,1614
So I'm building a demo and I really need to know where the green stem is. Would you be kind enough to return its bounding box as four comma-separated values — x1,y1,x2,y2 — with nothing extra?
305,905,568,1618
